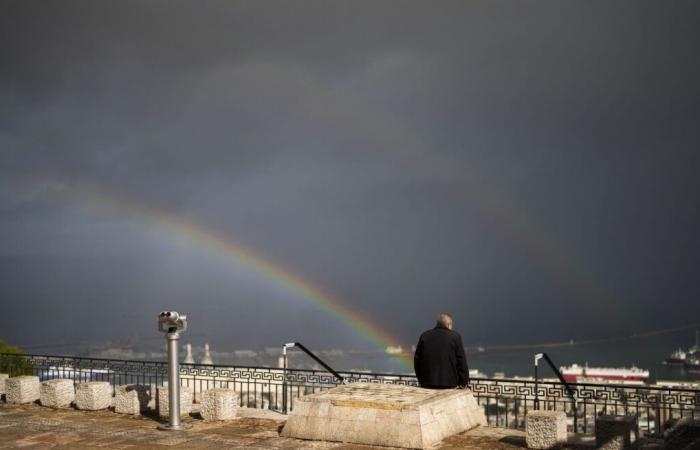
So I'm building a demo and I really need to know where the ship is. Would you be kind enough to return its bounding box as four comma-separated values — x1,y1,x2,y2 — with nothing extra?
560,363,649,384
663,348,687,365
662,330,700,369
686,355,700,373
686,330,700,357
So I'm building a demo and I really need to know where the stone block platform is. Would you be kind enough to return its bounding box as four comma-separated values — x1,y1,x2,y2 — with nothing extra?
40,379,75,408
281,382,487,449
75,381,113,410
5,375,40,404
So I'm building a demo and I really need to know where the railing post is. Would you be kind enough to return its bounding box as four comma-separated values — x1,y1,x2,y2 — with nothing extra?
534,352,579,432
282,347,288,414
282,343,295,414
534,353,542,409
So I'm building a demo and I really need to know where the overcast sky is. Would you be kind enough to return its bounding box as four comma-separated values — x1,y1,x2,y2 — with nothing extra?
1,1,699,352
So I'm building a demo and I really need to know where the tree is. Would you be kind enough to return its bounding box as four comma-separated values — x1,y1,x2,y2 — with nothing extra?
0,339,33,376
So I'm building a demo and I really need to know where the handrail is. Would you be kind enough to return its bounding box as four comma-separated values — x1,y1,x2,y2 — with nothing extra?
281,342,345,413
285,342,345,383
534,352,578,430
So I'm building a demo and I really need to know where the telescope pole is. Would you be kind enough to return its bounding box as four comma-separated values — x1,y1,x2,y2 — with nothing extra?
158,329,191,430
168,331,181,428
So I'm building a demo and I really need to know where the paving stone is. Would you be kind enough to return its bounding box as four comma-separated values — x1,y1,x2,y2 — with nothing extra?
526,410,567,449
281,382,487,448
114,384,151,415
157,385,194,418
39,379,75,408
201,388,237,421
75,381,113,410
5,375,40,404
0,402,666,449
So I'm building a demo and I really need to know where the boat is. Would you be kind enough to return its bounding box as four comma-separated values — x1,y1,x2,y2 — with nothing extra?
41,366,112,382
685,356,700,373
686,330,700,357
385,346,403,355
469,369,487,379
661,330,699,368
663,348,687,365
679,330,699,371
560,363,649,384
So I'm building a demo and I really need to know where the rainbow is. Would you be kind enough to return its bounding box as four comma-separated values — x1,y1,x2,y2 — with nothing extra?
41,179,414,371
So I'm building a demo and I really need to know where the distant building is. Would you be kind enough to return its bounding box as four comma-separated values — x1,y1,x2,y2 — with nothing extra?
184,343,194,364
201,343,213,365
385,346,403,355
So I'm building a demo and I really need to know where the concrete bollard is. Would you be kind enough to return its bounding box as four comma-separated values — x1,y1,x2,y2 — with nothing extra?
526,410,567,449
157,385,193,419
200,388,237,421
40,379,75,408
595,415,638,450
5,376,41,404
0,373,8,396
75,382,112,410
664,418,700,450
115,384,151,415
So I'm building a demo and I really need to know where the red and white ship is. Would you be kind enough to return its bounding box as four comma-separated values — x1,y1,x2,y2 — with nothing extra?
560,364,649,384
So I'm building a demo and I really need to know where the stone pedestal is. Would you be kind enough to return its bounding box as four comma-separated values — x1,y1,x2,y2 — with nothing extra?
5,376,40,404
281,382,486,449
664,418,700,450
0,373,8,396
157,385,193,418
40,379,75,408
201,388,237,421
75,382,112,410
526,410,567,449
115,384,151,415
596,415,638,450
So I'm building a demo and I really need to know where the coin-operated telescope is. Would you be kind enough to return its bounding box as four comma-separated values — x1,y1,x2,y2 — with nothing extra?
157,311,191,431
158,311,187,333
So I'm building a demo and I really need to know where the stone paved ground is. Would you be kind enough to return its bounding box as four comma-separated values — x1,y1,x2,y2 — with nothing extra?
0,402,661,449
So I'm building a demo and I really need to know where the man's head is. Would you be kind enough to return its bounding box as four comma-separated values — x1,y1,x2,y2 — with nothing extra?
437,313,453,330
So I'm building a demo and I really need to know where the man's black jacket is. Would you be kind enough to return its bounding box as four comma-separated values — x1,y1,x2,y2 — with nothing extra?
413,324,470,388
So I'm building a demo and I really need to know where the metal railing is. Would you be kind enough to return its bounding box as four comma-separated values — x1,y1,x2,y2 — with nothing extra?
534,352,578,430
281,342,345,413
2,353,698,437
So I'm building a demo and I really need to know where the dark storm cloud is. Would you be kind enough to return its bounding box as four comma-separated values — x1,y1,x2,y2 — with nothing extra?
1,0,700,350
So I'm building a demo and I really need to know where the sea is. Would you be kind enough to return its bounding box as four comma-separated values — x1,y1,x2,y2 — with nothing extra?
282,329,700,383
58,328,700,384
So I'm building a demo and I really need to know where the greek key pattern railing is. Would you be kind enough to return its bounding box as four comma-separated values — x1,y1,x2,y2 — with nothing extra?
1,353,698,437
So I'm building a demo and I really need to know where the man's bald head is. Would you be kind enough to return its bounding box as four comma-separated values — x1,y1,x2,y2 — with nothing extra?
437,313,453,330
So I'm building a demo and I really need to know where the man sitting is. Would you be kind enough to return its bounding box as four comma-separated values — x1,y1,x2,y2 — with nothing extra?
414,313,470,389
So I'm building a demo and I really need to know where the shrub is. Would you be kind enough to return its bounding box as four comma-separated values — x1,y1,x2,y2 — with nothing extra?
0,339,33,376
